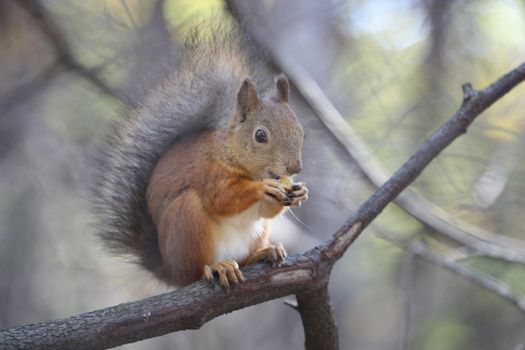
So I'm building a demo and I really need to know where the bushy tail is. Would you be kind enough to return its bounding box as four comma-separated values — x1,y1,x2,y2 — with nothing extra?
91,25,270,279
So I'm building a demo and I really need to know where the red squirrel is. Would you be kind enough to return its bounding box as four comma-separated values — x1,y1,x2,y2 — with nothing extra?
93,26,307,288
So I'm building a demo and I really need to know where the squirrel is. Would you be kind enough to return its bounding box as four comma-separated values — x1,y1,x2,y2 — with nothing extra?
92,26,308,289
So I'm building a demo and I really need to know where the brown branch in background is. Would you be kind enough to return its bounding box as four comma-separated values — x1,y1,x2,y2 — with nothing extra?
15,0,130,105
1,47,523,348
225,0,525,265
0,62,61,115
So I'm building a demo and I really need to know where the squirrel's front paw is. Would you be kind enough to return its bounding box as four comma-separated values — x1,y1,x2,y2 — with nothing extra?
203,260,245,290
262,178,291,205
259,179,290,218
286,182,309,208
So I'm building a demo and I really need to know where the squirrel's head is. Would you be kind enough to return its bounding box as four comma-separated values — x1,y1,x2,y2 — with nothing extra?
225,75,304,180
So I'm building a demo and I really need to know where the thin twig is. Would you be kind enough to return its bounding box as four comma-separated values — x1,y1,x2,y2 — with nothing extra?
283,299,299,311
400,250,415,350
378,231,525,314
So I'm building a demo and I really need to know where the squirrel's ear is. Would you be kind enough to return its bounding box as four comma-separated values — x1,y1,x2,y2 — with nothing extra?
275,74,290,103
237,78,260,122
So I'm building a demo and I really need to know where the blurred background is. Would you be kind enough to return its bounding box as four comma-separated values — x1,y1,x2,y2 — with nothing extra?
1,0,525,349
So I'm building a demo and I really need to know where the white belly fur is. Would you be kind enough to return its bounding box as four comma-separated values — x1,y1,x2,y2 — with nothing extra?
213,203,266,263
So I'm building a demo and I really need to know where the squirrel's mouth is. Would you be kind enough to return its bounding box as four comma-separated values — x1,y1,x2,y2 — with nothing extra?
268,171,280,180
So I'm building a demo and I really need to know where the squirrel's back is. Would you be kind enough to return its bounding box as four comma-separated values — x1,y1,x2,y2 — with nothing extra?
92,25,272,280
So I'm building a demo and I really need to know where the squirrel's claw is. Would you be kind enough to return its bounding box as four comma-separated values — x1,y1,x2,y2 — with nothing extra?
203,260,245,290
287,182,309,208
247,242,287,267
271,242,287,266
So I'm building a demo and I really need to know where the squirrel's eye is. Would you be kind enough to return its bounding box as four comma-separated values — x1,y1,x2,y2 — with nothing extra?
255,129,268,143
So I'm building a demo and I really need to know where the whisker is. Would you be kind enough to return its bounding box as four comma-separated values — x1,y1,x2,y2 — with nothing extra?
286,207,312,230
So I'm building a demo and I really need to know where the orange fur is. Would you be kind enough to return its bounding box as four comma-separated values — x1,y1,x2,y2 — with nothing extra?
146,131,282,286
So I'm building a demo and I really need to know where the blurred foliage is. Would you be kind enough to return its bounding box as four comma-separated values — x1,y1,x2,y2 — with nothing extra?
1,0,524,349
331,1,525,348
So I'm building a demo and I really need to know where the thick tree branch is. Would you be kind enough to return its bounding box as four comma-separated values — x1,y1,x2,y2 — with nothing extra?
1,58,524,349
297,286,339,350
1,255,328,350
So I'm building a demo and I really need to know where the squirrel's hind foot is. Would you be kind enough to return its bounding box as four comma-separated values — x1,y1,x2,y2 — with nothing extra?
203,260,245,290
245,242,287,267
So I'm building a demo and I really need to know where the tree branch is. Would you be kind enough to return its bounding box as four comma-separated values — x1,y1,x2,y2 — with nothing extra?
324,62,525,255
16,0,130,105
400,249,416,350
298,62,525,262
378,231,525,314
0,62,62,115
225,1,525,264
1,255,328,350
297,285,339,350
1,57,524,348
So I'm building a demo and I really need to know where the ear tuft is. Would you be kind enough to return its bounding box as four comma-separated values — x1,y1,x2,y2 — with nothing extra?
275,74,290,103
237,78,260,122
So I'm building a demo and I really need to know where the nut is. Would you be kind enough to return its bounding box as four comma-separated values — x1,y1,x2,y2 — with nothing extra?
278,176,293,190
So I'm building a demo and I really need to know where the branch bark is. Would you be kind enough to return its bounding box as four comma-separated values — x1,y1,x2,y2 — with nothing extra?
297,285,339,350
1,58,524,349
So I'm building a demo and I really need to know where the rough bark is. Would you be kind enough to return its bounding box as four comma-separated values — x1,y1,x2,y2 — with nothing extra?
297,285,339,350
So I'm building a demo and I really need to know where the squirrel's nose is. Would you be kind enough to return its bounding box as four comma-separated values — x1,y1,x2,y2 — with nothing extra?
287,160,303,175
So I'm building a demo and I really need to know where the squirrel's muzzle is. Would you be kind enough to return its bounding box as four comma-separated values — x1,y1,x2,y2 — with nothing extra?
286,160,303,175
